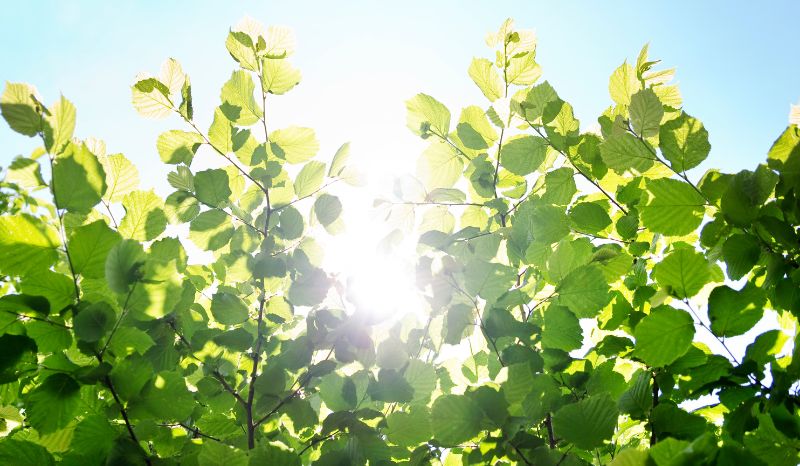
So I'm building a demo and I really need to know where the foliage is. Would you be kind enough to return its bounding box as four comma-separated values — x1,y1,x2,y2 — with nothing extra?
1,15,799,466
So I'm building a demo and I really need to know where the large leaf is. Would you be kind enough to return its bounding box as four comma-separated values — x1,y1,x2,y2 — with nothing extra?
211,292,249,325
194,168,232,208
708,284,765,338
0,214,60,277
53,142,107,213
552,393,619,450
220,70,262,126
659,112,710,172
25,373,81,433
269,126,319,164
294,161,326,198
406,93,450,138
430,394,483,446
0,82,42,136
68,220,122,279
101,153,140,202
500,135,546,176
157,130,204,164
600,132,655,174
653,247,710,298
633,306,695,367
468,58,503,102
557,265,611,318
261,58,301,95
640,178,705,236
118,190,167,241
629,88,663,138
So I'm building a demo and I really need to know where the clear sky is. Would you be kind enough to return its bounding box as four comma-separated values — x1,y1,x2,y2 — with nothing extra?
2,1,799,181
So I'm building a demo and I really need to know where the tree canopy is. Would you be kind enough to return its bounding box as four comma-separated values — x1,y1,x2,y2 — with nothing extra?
0,16,799,466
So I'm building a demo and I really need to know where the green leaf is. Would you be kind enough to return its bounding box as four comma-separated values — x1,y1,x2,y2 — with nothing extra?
721,233,760,280
557,265,611,318
653,247,710,298
720,165,778,227
211,292,249,325
156,130,204,164
226,30,258,71
1,82,42,136
190,209,234,250
294,161,326,198
118,190,167,241
131,78,172,119
220,70,262,126
430,394,483,446
25,320,72,353
629,88,663,138
633,306,695,367
569,202,612,233
468,58,503,102
261,57,301,95
105,239,146,294
376,337,409,370
708,284,765,338
101,153,140,202
249,442,300,466
640,178,706,236
137,371,195,422
70,415,116,460
455,106,498,151
417,140,463,189
600,132,655,174
500,135,546,176
269,126,319,164
209,107,234,154
541,167,576,205
0,439,55,466
552,393,619,450
0,334,37,376
530,204,570,244
328,142,350,177
618,371,653,419
542,305,583,352
53,142,107,213
609,63,641,106
386,409,432,448
73,302,115,342
19,270,75,312
659,112,710,172
6,156,45,188
179,75,193,120
165,190,200,223
194,169,232,207
25,373,81,433
406,93,450,138
314,193,342,227
69,220,122,279
44,95,76,154
0,214,60,277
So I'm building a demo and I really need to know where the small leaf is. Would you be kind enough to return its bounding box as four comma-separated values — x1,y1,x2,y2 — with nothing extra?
261,58,301,95
468,58,503,102
43,95,76,154
69,220,122,279
708,284,765,338
608,63,641,106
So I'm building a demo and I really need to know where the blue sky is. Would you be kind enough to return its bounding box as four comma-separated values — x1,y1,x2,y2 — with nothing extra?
2,0,799,187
